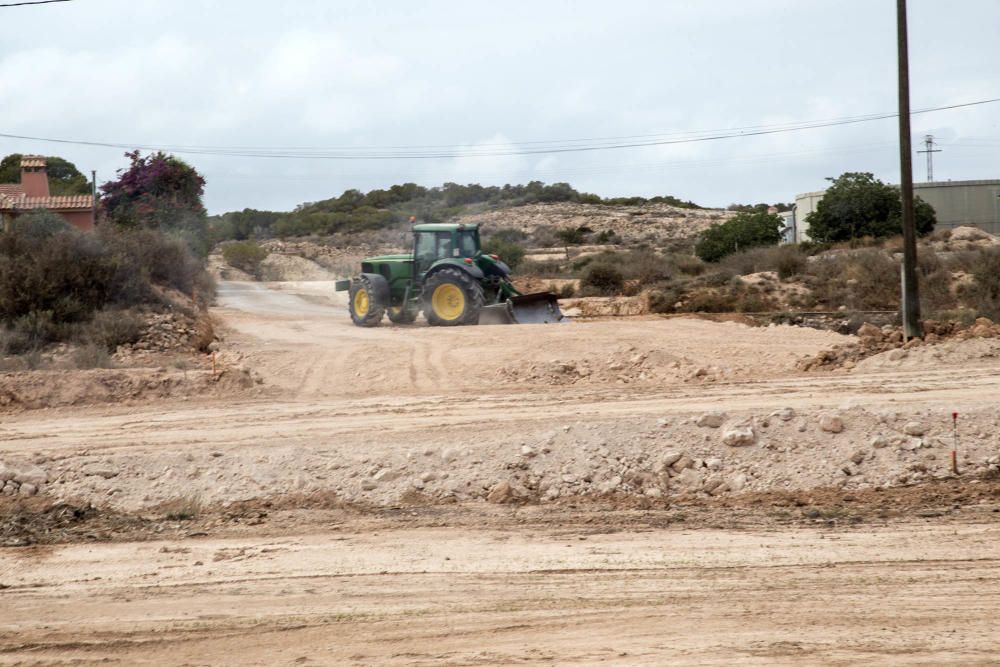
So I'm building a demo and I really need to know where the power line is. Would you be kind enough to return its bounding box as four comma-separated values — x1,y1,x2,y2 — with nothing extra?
0,0,73,6
0,97,997,160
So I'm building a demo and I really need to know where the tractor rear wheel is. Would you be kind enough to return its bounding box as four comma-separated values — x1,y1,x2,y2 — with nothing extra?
423,268,484,326
386,304,418,324
349,275,385,327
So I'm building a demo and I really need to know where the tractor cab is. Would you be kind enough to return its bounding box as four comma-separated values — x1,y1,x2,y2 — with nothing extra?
412,223,480,276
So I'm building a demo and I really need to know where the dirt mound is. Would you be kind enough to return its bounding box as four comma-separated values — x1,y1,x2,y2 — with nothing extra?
799,318,1000,371
560,295,648,318
0,366,255,412
258,253,334,281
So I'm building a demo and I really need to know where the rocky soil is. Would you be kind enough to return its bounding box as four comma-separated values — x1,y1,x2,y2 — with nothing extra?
460,201,733,246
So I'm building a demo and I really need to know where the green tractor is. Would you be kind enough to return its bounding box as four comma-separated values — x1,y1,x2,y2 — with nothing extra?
334,222,563,327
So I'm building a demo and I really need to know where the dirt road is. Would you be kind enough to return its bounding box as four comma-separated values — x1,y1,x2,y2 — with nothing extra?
4,514,999,666
2,281,999,664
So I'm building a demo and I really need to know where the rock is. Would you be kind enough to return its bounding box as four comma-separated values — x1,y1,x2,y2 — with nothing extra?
487,481,514,504
901,438,922,451
81,462,117,479
420,471,437,483
660,451,684,468
705,457,723,471
675,467,703,490
360,480,377,491
1,481,16,496
702,474,725,494
819,413,845,434
902,421,926,436
520,445,536,458
372,468,401,483
850,450,866,465
722,425,755,447
857,323,884,341
672,455,694,471
887,349,908,361
841,463,858,476
644,487,663,498
411,478,425,491
870,435,889,449
0,463,14,482
696,411,727,428
950,225,996,242
777,407,796,422
18,482,37,496
726,473,747,492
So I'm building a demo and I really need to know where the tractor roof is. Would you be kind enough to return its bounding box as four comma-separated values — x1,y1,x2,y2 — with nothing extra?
412,222,480,232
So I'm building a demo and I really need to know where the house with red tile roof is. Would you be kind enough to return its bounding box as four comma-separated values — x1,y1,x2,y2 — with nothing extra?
0,156,96,231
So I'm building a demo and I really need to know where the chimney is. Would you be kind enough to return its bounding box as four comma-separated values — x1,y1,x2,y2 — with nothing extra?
20,155,49,198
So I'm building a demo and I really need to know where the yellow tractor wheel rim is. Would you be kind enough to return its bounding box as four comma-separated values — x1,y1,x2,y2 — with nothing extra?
353,288,370,315
432,283,465,320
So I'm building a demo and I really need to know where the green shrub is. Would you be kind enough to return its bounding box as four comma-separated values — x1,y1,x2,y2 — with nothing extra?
580,263,625,295
481,237,526,270
222,240,269,276
695,211,783,262
555,226,590,245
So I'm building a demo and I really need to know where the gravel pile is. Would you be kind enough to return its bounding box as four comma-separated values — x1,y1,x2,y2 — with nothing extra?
31,406,1000,511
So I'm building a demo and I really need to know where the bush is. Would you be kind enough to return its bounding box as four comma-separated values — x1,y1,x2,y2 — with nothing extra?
580,263,625,295
222,240,269,276
0,210,212,351
805,249,900,310
83,308,144,351
555,226,590,245
720,245,807,279
969,247,1000,320
481,237,526,270
695,211,783,262
71,343,114,369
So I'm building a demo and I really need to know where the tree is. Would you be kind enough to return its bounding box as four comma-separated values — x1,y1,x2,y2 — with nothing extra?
805,172,935,242
695,211,783,262
100,151,209,255
0,153,91,195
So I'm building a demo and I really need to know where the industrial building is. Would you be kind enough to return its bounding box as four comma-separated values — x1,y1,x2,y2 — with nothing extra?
785,179,1000,243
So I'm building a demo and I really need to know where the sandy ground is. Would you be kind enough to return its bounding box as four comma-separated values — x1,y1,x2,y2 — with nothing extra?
2,280,999,665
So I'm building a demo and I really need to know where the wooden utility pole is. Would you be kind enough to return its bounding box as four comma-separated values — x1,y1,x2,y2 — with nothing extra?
897,0,922,338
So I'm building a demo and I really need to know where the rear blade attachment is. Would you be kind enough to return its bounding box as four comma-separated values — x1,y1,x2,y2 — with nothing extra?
478,301,517,325
510,292,565,324
478,293,566,325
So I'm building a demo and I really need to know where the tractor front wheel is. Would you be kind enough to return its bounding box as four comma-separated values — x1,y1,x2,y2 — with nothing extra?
423,268,484,326
349,275,385,327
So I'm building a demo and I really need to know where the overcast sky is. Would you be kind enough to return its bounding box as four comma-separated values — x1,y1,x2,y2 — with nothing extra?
1,0,997,213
